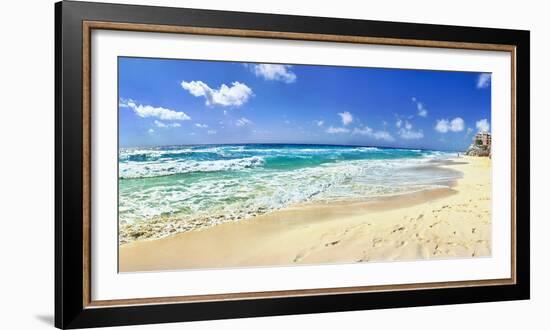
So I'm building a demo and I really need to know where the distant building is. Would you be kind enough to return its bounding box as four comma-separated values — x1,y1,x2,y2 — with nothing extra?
474,132,491,147
465,132,491,157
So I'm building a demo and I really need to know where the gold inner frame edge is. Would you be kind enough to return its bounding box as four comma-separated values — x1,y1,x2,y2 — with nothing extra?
81,20,517,308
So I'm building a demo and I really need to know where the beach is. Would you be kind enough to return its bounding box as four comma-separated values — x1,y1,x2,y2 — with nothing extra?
119,156,491,272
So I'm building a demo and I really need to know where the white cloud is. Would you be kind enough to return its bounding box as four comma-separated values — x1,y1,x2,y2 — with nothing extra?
466,127,473,135
435,117,465,133
326,126,350,134
476,118,490,132
450,117,465,132
417,106,428,117
315,120,324,127
353,126,395,141
120,99,191,121
236,117,253,127
148,128,155,134
154,120,166,128
338,111,353,126
353,126,373,135
181,81,253,107
477,73,491,89
396,119,402,128
154,120,181,128
207,130,217,135
411,97,428,117
195,123,208,128
372,131,395,141
399,128,424,140
247,64,296,83
397,120,423,140
435,119,450,133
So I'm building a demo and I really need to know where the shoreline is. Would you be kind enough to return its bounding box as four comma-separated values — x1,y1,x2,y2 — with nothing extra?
119,159,462,244
119,156,491,272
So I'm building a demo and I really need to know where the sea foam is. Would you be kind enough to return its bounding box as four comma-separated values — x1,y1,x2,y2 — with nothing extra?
119,156,265,179
118,144,459,241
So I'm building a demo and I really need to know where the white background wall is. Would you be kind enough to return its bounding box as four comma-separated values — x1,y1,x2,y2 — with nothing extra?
0,0,545,329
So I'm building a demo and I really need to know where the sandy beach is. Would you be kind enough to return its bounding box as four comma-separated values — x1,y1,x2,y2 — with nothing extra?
119,156,491,272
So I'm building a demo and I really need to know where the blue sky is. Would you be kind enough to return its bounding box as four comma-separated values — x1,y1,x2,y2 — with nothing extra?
119,57,491,151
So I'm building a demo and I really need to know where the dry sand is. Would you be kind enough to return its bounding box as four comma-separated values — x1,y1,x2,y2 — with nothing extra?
119,156,491,272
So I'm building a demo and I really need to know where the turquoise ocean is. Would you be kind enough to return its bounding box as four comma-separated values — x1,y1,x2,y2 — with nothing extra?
119,144,461,238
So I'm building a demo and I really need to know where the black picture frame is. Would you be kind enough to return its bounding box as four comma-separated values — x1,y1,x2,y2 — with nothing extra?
55,1,530,328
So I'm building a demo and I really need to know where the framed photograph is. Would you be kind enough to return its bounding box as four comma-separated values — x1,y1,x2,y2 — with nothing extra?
55,1,530,328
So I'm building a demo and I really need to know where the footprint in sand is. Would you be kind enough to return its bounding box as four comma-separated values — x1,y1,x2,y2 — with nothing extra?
293,251,306,262
429,221,441,228
325,240,340,247
372,238,383,247
293,246,316,262
391,226,406,234
356,251,369,262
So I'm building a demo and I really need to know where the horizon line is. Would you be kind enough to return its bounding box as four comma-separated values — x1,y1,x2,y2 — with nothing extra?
118,142,463,153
